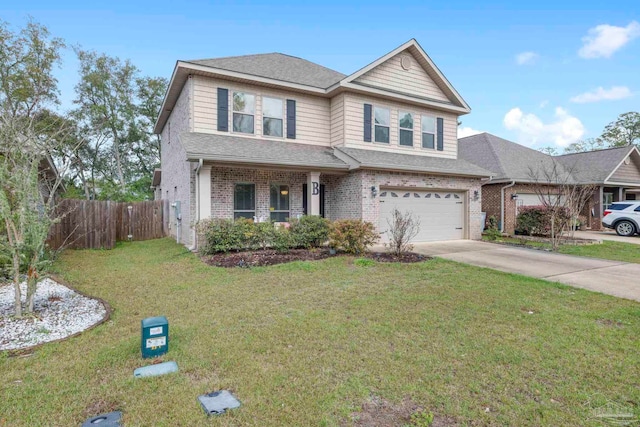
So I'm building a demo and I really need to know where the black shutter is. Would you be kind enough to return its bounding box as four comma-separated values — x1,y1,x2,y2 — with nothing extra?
302,183,307,215
287,99,296,139
217,88,229,132
436,117,444,151
363,104,372,142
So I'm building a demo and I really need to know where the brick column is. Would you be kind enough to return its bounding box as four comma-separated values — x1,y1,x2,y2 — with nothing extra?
198,165,212,220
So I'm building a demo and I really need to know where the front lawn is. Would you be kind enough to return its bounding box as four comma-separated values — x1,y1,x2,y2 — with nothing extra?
2,238,639,426
483,235,640,264
559,240,640,263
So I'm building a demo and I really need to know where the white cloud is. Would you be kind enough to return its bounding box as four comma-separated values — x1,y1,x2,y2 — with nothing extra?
570,86,633,103
515,51,539,65
503,106,585,147
539,100,549,108
578,21,640,58
458,126,483,138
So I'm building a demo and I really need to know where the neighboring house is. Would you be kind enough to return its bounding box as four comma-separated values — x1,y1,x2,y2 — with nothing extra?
459,132,640,233
153,39,491,248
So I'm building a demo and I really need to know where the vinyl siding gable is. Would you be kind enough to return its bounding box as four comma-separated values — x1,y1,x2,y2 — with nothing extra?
609,152,640,184
192,75,331,146
353,51,450,103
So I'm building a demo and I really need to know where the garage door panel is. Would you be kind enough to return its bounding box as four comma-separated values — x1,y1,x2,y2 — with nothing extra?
379,189,465,243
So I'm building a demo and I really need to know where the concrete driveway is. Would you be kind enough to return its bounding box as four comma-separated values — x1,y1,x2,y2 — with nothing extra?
573,230,640,245
411,240,640,302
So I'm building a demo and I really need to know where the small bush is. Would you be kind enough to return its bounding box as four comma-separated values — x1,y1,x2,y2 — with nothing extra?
384,208,420,255
289,215,330,248
271,226,294,253
484,215,502,241
196,219,243,254
329,219,379,254
516,205,570,237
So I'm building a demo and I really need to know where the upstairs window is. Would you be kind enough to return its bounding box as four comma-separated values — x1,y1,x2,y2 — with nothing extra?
374,107,390,143
270,184,290,222
421,115,436,149
234,183,255,219
399,111,414,146
263,97,283,137
233,92,255,134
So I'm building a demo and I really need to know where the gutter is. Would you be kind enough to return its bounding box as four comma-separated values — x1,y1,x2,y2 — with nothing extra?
500,181,516,233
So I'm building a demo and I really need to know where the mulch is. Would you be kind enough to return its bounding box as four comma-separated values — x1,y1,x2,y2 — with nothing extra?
202,248,431,268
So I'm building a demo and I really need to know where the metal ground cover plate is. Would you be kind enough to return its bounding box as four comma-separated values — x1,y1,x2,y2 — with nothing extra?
198,390,241,415
82,410,122,426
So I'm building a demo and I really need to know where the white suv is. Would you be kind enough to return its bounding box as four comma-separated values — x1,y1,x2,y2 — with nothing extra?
602,202,640,237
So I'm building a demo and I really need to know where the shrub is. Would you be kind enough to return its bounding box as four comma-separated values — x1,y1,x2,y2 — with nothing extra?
384,208,421,255
328,219,379,254
271,226,294,253
483,215,502,241
288,215,330,248
515,205,570,237
196,218,243,254
254,221,278,250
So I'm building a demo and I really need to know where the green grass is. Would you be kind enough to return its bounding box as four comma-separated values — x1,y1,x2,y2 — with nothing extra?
559,240,640,263
483,235,640,264
2,238,639,426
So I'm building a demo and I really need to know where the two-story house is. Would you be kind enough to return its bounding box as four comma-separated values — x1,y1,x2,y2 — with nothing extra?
153,39,491,248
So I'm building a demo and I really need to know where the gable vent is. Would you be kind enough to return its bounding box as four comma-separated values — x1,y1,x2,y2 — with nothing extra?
400,55,412,71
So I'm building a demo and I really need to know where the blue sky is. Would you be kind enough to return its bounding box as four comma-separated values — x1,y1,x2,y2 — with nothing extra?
2,0,638,150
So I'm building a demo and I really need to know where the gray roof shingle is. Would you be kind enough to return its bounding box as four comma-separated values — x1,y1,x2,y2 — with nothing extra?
556,146,632,183
336,147,492,177
180,133,350,170
458,133,568,182
186,53,346,89
459,133,637,184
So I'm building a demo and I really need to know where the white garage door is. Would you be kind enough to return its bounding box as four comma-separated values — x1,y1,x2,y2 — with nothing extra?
379,189,465,243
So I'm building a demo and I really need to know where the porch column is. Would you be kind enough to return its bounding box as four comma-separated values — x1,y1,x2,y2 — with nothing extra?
199,165,212,220
599,185,604,216
618,186,624,202
307,171,321,216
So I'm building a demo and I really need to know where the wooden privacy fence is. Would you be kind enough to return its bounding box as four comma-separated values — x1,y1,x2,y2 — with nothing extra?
47,199,167,250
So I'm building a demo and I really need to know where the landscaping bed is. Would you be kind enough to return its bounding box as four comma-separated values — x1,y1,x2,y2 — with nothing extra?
0,278,109,352
203,248,429,267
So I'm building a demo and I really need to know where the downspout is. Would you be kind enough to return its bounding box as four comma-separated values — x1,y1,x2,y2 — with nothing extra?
191,159,203,251
500,181,516,233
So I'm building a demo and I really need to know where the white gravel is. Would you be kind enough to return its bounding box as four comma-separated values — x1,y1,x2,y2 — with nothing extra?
0,278,107,351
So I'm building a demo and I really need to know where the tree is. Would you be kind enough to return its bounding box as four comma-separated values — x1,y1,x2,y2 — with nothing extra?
563,138,605,154
527,161,597,250
599,112,640,148
72,51,168,201
0,19,70,316
538,146,559,156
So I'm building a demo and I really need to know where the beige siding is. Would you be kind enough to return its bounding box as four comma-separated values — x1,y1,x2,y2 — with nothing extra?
353,51,450,103
341,93,458,159
192,75,331,146
610,153,640,184
330,93,345,146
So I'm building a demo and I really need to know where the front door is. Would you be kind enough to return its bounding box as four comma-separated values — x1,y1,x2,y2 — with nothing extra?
302,183,325,217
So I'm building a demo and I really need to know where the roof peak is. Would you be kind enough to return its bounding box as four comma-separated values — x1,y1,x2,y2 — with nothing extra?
555,144,633,157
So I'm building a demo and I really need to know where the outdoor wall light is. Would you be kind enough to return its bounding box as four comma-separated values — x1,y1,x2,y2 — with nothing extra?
473,190,479,201
371,186,378,198
511,194,519,200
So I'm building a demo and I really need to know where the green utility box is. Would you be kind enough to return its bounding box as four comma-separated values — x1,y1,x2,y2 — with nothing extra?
141,316,168,358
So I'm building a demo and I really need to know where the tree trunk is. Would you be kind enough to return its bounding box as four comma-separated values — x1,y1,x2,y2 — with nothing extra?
13,251,22,317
